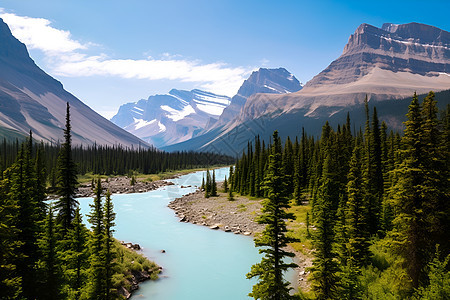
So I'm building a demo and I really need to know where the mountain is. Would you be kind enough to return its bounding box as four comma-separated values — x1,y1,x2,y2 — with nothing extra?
209,67,303,129
0,18,146,147
164,22,450,155
110,89,230,148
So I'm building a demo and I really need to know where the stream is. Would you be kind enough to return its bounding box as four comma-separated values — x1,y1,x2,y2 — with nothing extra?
78,167,263,299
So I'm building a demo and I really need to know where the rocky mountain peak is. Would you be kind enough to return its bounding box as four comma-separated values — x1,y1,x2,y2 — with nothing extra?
237,67,302,97
0,18,31,62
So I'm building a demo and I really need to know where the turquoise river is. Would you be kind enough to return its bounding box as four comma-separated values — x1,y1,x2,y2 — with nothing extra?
78,167,263,299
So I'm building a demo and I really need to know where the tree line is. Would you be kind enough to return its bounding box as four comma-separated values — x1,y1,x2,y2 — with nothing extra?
0,135,233,187
229,92,449,299
0,104,158,299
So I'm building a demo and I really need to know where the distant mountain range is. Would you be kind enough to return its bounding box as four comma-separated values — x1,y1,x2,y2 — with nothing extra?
0,18,146,147
110,68,303,148
163,22,450,155
111,89,231,148
1,19,448,154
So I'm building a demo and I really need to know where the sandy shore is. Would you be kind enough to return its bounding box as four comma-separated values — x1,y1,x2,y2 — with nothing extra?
168,183,312,292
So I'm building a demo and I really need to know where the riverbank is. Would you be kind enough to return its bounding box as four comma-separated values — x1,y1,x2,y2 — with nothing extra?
73,167,229,198
168,182,313,292
115,241,161,299
75,176,174,198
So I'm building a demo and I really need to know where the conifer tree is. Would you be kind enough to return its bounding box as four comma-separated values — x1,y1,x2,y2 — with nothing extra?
228,187,234,201
247,131,297,300
59,208,89,299
14,137,41,298
55,103,78,235
310,143,339,299
345,137,370,266
38,207,60,300
211,169,218,196
337,255,362,300
103,191,116,299
0,165,22,299
223,176,228,193
205,170,211,198
88,178,106,299
391,92,428,288
415,246,450,299
421,92,449,254
293,137,302,204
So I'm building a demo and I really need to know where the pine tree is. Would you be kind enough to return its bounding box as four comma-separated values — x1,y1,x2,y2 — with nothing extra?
59,208,89,299
345,137,370,266
0,165,22,299
421,91,449,255
38,207,60,300
14,137,41,298
337,255,362,300
211,169,218,196
228,187,234,201
55,103,79,235
103,191,116,299
87,178,106,299
391,92,428,288
223,176,228,193
205,170,211,198
415,245,450,300
310,147,339,299
247,131,297,300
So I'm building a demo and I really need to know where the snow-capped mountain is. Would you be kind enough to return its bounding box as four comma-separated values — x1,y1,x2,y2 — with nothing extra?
0,18,146,147
111,89,230,148
210,67,303,129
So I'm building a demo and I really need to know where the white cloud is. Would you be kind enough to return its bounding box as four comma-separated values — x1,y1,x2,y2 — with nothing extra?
0,12,86,53
0,10,251,96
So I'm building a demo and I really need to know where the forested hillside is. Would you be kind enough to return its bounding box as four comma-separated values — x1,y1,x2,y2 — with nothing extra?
230,91,450,299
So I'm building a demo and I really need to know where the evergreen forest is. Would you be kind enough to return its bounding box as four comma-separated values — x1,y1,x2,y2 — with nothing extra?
229,92,450,299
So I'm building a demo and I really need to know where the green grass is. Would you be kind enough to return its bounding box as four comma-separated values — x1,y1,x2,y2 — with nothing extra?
113,240,160,297
237,203,247,212
286,200,314,257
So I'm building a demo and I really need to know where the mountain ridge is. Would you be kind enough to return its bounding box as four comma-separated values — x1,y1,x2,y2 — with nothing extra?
164,22,450,155
0,18,147,147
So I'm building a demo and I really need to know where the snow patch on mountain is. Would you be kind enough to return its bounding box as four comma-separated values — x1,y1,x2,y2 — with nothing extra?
133,118,156,130
161,104,195,121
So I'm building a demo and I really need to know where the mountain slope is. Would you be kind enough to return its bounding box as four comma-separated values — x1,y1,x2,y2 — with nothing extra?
210,67,302,129
243,22,450,119
111,89,230,148
164,22,450,155
0,18,146,147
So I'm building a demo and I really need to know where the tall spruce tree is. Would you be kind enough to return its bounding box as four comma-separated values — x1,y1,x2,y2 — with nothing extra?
391,92,429,288
223,176,228,193
246,131,297,300
211,169,218,196
38,206,60,300
59,207,89,299
421,92,449,255
55,103,78,235
345,136,370,266
310,124,340,299
88,178,106,299
0,164,22,299
103,191,116,299
14,137,41,298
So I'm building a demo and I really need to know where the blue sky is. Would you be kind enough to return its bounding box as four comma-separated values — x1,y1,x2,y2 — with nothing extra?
1,0,449,118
